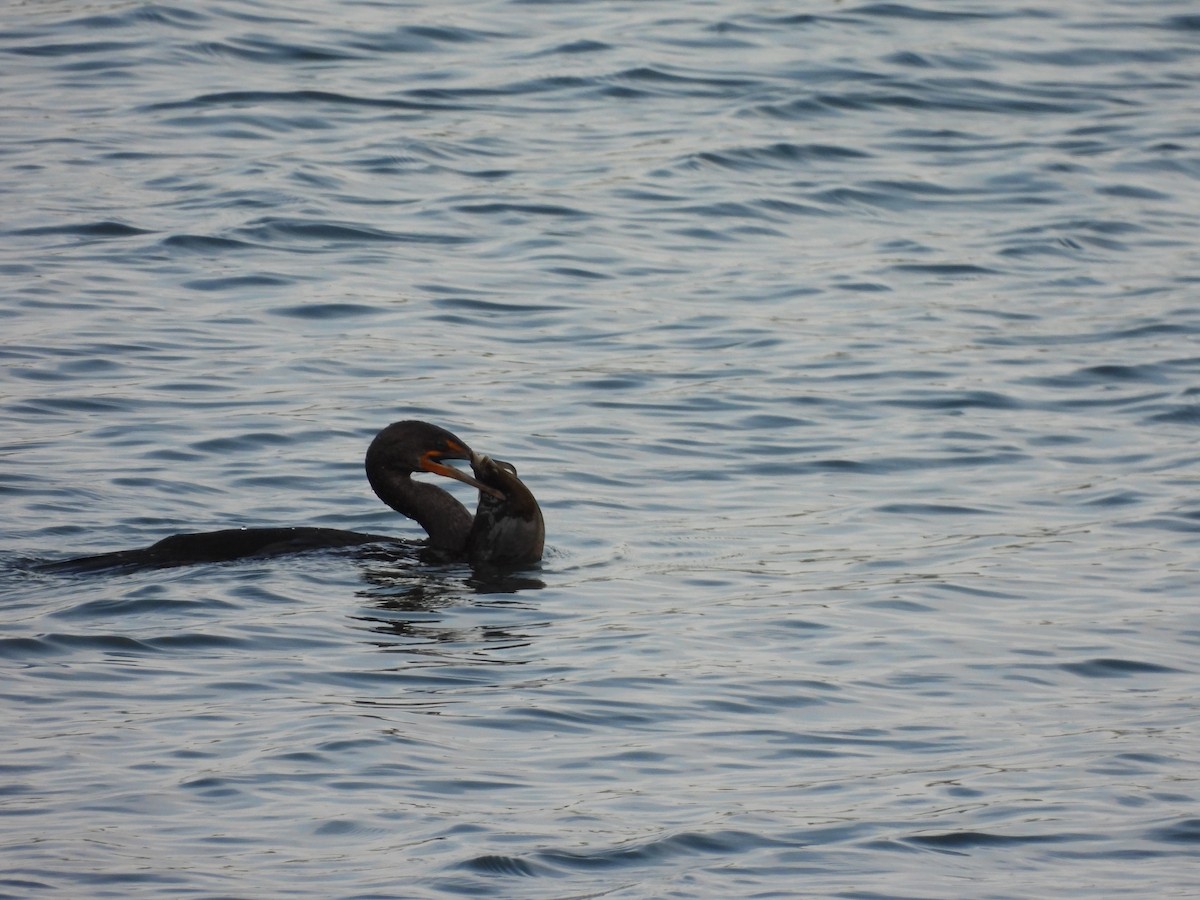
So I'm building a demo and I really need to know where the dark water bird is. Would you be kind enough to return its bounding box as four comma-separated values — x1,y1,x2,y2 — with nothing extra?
467,452,545,567
40,421,544,573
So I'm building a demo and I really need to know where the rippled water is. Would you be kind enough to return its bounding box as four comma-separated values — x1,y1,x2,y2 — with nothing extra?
3,1,1200,896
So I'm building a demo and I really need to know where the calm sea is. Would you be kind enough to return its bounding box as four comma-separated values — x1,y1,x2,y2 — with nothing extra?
3,1,1199,896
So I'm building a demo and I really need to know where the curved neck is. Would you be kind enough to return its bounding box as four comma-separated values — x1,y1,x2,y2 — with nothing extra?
366,467,473,553
466,464,544,567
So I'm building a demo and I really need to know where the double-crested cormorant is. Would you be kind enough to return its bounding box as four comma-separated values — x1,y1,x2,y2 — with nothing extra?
40,421,544,573
467,452,545,567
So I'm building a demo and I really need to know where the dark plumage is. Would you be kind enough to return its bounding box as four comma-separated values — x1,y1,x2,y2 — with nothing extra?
40,421,543,573
467,453,545,567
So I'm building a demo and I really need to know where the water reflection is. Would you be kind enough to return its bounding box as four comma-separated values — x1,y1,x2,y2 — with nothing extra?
351,547,546,662
354,545,546,600
354,610,542,661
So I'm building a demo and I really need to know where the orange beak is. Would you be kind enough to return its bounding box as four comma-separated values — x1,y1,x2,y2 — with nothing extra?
419,448,505,499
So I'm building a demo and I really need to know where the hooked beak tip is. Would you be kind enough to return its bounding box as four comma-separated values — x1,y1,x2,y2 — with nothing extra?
423,455,505,500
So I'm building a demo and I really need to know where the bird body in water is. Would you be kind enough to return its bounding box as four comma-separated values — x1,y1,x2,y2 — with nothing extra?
467,452,545,567
41,421,544,573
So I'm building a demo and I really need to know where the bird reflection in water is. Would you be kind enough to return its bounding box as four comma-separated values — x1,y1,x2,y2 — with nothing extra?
40,421,545,574
350,561,546,665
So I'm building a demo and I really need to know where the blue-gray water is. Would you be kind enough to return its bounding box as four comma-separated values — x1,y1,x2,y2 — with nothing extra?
3,1,1200,896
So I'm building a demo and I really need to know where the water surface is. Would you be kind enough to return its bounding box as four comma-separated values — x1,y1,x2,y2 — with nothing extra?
3,1,1200,896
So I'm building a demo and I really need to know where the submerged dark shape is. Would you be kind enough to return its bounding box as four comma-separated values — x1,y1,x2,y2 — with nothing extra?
40,420,543,573
43,527,397,573
466,452,545,567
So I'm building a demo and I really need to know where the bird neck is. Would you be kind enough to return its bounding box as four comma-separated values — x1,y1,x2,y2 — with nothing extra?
367,468,473,553
466,468,545,566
